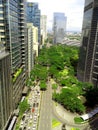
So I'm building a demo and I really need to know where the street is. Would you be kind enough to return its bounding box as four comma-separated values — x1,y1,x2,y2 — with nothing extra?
38,81,52,130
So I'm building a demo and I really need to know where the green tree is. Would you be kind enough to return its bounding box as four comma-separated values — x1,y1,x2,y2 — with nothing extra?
40,80,47,90
52,84,58,90
19,99,30,115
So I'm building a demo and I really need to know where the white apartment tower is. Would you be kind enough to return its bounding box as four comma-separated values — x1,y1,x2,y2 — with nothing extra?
41,15,47,45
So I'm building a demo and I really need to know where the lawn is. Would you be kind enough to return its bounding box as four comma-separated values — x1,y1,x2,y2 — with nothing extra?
52,118,61,128
74,117,84,123
71,128,80,130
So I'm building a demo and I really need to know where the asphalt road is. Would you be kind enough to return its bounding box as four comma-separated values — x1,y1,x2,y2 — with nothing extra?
38,82,52,130
85,118,98,130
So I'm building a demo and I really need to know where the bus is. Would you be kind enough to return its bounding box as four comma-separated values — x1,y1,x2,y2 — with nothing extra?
7,116,17,130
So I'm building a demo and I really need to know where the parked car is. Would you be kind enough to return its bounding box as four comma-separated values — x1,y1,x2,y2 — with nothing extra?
62,124,66,130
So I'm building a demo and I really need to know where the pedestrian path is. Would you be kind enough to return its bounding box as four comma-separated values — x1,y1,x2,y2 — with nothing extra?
53,102,79,124
52,102,88,130
55,102,79,124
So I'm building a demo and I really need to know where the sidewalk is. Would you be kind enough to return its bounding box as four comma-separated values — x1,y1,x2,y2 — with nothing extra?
52,102,88,130
55,102,79,124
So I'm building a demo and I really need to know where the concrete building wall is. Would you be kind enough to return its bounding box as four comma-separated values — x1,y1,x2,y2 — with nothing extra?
27,23,34,76
0,49,13,130
33,26,39,57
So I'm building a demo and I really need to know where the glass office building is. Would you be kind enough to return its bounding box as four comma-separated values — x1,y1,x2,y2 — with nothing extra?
0,0,28,110
26,2,41,43
53,12,67,44
77,0,98,86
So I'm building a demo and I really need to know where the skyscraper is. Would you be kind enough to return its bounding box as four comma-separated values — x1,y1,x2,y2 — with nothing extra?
0,0,28,110
77,0,98,86
27,23,34,76
53,12,67,44
41,15,47,45
0,46,12,130
26,2,41,43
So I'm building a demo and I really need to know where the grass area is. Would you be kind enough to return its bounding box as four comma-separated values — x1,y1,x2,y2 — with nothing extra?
71,128,80,130
74,117,84,123
15,124,20,130
52,118,61,128
14,115,22,130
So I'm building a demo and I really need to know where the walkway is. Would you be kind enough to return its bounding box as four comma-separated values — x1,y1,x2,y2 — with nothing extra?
52,102,89,130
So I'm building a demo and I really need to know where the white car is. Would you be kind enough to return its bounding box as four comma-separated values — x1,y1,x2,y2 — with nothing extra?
20,121,24,125
28,127,31,130
30,115,33,119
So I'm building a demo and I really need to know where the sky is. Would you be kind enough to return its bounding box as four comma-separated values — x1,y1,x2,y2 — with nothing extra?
27,0,85,32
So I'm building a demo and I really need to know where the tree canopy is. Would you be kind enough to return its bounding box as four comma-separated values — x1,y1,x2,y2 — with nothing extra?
29,44,94,113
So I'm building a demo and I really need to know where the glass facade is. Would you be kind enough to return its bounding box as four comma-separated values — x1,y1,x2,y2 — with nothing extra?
26,2,41,43
53,13,67,44
0,1,28,129
77,0,98,86
77,8,93,81
85,0,93,6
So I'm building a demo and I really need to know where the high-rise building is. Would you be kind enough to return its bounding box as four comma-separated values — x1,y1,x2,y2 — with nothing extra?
32,26,38,57
77,0,98,86
27,23,34,76
53,12,67,44
26,2,41,43
0,46,13,130
41,15,47,45
0,0,28,110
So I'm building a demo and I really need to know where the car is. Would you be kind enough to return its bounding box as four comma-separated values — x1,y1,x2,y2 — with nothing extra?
32,126,36,130
30,115,33,119
23,126,26,130
33,124,36,128
28,127,31,130
20,121,24,125
33,120,37,124
34,113,37,116
25,120,28,124
33,103,35,107
62,124,66,130
33,117,37,121
22,115,25,121
30,120,32,123
36,103,39,107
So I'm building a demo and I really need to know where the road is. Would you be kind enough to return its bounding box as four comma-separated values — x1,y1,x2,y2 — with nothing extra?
38,81,52,130
85,118,98,130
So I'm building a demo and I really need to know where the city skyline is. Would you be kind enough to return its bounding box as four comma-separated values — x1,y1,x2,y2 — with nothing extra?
27,0,85,32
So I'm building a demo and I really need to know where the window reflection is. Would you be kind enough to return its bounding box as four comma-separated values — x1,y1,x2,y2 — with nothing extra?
85,0,93,6
82,8,92,36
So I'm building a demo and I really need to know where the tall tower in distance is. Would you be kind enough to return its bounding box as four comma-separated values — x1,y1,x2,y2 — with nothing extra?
26,2,41,43
53,12,67,44
77,0,98,87
41,15,47,45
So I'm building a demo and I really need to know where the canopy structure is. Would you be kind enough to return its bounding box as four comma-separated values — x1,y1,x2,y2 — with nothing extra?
80,107,98,120
22,86,29,96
